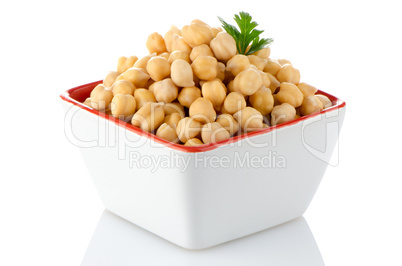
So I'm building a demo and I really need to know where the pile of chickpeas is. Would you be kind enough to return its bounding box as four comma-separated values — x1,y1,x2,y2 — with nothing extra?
84,19,332,146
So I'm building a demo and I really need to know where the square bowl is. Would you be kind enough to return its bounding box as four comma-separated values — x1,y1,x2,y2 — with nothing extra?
60,80,346,249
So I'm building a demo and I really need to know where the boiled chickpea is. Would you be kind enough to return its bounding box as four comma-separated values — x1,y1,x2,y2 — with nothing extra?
171,34,192,54
233,68,263,96
163,102,185,118
146,32,167,54
211,27,223,38
119,67,150,88
216,114,240,136
152,78,179,103
156,123,179,143
178,86,201,108
233,107,264,132
182,23,214,48
216,62,226,81
251,47,271,59
277,59,292,66
134,54,156,72
159,52,170,60
191,56,218,81
223,92,246,114
103,71,120,88
276,82,304,107
171,59,195,87
117,56,138,73
112,80,136,96
164,25,181,53
277,64,301,84
201,122,230,144
201,79,226,111
247,55,268,70
210,32,237,62
263,59,281,76
266,72,281,94
259,70,271,88
146,56,170,82
131,102,165,132
189,44,214,62
297,82,318,97
83,98,92,107
300,96,324,116
164,113,182,129
111,94,136,121
315,94,332,109
168,51,191,64
134,88,156,111
176,117,202,143
249,86,274,115
184,138,204,146
90,84,114,111
271,103,296,126
189,97,216,123
226,55,250,76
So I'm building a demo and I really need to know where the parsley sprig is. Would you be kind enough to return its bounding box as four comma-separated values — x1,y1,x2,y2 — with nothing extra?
218,12,273,55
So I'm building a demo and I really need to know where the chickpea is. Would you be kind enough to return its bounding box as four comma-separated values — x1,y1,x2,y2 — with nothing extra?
249,86,274,115
233,68,263,96
226,55,250,76
190,45,214,62
90,84,114,110
134,88,156,111
168,51,191,64
110,94,136,121
164,25,181,53
223,92,246,114
103,71,120,88
156,123,179,143
191,56,218,81
146,32,167,54
83,98,92,107
176,117,202,143
117,56,138,73
134,54,156,72
277,59,292,66
182,23,214,48
277,64,301,84
112,80,136,96
300,96,324,116
190,19,210,26
171,34,192,54
163,102,185,118
159,52,170,60
271,103,296,126
184,138,204,146
131,102,165,132
233,107,264,132
152,78,178,103
216,114,240,136
216,62,226,82
266,72,281,94
263,59,281,76
247,55,268,71
210,32,237,62
146,56,171,81
164,113,182,129
201,122,230,144
259,70,271,88
276,82,304,107
171,59,195,87
251,47,271,59
120,67,150,88
201,79,227,111
189,97,216,123
211,27,223,38
297,82,318,97
178,86,201,108
315,94,332,109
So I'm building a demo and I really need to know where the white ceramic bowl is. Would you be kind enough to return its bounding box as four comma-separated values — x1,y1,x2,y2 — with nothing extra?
61,80,346,249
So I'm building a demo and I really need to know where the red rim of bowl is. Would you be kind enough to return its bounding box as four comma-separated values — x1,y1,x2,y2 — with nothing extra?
60,80,346,153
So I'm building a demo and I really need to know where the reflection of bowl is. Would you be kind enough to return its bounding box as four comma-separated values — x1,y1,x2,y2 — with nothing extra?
60,81,346,249
82,210,324,266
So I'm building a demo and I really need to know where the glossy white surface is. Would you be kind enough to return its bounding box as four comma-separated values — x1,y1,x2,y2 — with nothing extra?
1,0,402,265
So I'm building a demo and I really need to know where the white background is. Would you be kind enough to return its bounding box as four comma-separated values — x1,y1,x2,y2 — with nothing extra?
1,0,401,265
